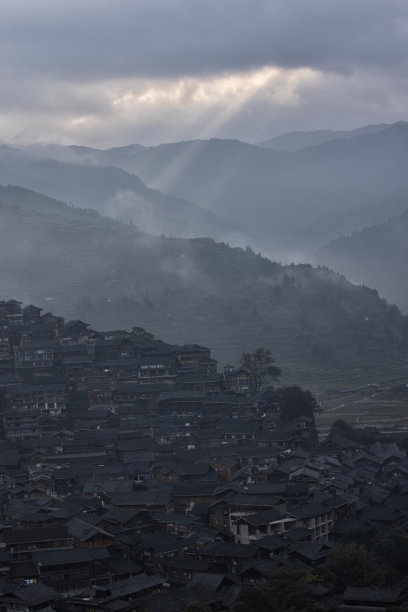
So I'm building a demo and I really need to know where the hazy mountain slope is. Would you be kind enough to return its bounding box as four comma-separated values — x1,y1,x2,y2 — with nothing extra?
69,143,147,166
1,186,408,388
96,123,408,258
257,122,397,151
258,129,352,151
0,147,250,245
318,210,408,313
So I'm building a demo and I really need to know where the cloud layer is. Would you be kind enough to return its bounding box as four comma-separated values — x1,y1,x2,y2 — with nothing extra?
1,0,408,145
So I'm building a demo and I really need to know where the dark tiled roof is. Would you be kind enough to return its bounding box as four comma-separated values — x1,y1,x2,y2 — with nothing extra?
201,542,258,558
0,583,58,606
136,533,185,554
256,534,288,551
288,503,332,519
171,482,218,497
3,526,69,545
98,574,166,602
240,508,283,526
32,546,110,567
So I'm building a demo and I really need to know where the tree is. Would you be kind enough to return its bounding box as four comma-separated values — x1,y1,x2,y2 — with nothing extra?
374,529,408,575
329,419,378,445
277,385,317,421
65,391,90,428
131,326,154,342
229,586,278,612
267,567,324,612
240,347,281,392
329,419,352,438
230,570,324,612
320,542,385,593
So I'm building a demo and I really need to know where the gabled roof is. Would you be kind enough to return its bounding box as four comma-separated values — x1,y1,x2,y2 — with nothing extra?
291,541,333,562
66,516,113,541
288,503,332,519
284,527,312,542
201,541,259,558
32,546,110,567
370,441,405,459
136,533,185,554
92,574,166,603
65,319,90,329
171,481,219,497
98,506,140,524
256,533,288,551
321,493,359,509
361,506,404,523
3,525,69,545
321,435,364,449
154,512,197,526
0,583,58,606
110,490,170,507
239,508,283,526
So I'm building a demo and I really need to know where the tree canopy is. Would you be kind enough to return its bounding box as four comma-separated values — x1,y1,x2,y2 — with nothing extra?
131,326,154,342
277,385,317,421
319,541,389,593
240,347,281,392
329,419,378,445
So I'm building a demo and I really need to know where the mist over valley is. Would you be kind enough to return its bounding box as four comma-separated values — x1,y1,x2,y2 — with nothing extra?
1,181,408,391
2,4,408,607
3,120,408,315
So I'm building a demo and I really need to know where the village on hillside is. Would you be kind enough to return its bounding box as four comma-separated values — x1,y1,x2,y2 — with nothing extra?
0,299,408,610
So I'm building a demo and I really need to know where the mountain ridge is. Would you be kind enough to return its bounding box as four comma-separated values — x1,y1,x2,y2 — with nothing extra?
5,122,408,264
84,122,408,258
0,146,251,246
257,121,407,151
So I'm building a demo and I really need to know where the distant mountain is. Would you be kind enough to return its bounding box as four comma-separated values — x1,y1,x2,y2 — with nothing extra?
0,146,250,245
318,209,408,313
1,185,408,388
21,142,147,166
74,123,408,259
69,143,148,165
257,122,400,151
8,122,408,264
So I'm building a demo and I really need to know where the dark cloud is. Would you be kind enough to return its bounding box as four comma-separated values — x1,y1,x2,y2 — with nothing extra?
1,0,407,81
0,1,407,145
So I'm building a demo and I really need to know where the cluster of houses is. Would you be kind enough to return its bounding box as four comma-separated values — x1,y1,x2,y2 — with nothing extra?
0,299,407,610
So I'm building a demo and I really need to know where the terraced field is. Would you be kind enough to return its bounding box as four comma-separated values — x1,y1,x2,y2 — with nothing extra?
315,379,408,436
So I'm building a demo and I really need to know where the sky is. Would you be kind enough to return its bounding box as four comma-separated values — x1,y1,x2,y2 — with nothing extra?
1,0,408,147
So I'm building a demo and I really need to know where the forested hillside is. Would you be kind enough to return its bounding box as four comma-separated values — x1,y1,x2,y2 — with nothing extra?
1,186,407,388
319,209,408,312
